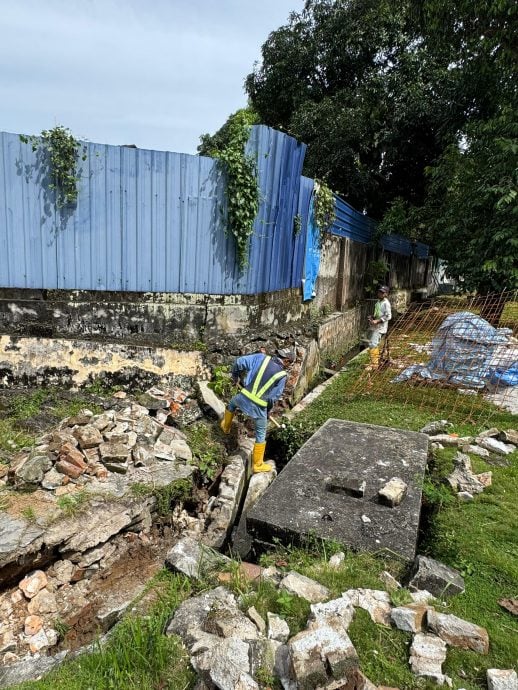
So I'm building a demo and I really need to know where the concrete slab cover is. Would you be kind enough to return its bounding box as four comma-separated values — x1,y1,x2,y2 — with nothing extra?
247,419,429,560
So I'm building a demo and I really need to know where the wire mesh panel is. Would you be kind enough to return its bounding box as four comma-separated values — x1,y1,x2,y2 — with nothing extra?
349,290,518,425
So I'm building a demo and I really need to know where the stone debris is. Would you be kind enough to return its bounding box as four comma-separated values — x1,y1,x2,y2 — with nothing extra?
348,589,392,626
328,551,345,569
487,669,518,690
447,453,485,494
267,612,290,643
378,477,408,507
427,610,489,654
423,434,473,447
196,381,226,419
6,393,198,493
500,429,518,445
408,556,465,598
498,598,518,616
390,604,430,633
247,607,266,635
380,571,401,592
279,571,330,603
476,437,515,455
462,444,490,458
23,615,43,636
420,420,453,435
409,633,449,685
19,571,48,600
165,537,231,580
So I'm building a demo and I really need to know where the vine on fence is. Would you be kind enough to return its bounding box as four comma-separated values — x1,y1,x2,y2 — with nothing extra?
313,179,336,244
208,111,260,270
20,125,86,208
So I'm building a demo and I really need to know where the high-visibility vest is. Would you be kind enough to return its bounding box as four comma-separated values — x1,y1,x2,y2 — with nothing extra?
240,356,287,407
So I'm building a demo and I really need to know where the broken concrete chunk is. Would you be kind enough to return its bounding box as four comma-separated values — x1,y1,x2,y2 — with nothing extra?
15,455,53,486
309,595,355,632
247,607,266,635
197,380,226,419
425,434,473,446
279,571,330,603
499,429,518,445
391,604,429,633
447,452,484,494
24,615,43,636
73,425,103,449
420,420,452,435
462,444,490,458
267,612,290,643
289,624,359,689
165,537,231,580
487,669,518,690
19,570,48,599
378,477,408,507
50,559,75,585
409,633,448,684
27,588,58,615
354,589,392,626
427,610,489,654
477,427,500,439
476,437,515,455
408,555,465,597
208,638,254,690
329,552,345,569
153,440,176,461
138,391,170,410
41,467,65,490
99,442,130,463
168,440,193,463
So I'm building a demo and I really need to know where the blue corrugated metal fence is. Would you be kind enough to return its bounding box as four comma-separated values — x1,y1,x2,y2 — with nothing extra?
0,125,428,295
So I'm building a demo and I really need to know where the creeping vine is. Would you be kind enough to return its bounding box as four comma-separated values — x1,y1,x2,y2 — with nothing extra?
313,179,336,244
20,125,86,208
206,110,260,270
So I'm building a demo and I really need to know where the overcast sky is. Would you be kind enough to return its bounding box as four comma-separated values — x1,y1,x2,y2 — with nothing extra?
0,0,302,154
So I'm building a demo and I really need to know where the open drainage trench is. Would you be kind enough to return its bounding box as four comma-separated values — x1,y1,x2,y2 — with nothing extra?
0,370,435,677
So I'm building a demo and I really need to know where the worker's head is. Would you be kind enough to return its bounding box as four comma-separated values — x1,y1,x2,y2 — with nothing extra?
377,285,389,297
276,348,296,367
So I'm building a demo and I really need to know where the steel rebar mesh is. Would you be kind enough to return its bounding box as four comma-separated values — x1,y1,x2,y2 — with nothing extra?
348,290,518,426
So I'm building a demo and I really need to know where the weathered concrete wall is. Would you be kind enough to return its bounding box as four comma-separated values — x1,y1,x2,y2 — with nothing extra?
0,288,310,346
0,335,206,388
313,236,342,310
317,305,368,361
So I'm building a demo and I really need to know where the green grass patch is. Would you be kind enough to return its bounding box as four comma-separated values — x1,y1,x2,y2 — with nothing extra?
185,421,225,481
13,570,195,690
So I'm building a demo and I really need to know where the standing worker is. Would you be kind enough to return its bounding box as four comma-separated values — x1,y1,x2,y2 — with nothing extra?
220,349,294,473
367,285,392,369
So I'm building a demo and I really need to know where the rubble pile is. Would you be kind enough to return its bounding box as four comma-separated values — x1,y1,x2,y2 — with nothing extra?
164,539,512,690
421,422,517,502
3,387,204,495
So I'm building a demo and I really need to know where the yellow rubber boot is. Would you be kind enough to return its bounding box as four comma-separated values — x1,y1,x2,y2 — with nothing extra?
369,347,380,368
252,442,272,473
219,409,234,435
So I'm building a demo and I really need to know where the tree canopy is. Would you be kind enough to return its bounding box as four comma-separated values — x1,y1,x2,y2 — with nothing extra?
244,0,518,292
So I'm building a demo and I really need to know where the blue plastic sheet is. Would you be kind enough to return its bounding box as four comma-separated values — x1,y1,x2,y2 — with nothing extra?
393,312,515,389
303,195,320,301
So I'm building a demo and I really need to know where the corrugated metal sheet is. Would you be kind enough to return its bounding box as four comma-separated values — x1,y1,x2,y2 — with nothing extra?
331,193,429,259
0,126,307,294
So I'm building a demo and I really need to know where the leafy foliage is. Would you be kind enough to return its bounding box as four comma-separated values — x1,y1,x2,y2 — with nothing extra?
313,179,336,242
246,0,518,293
199,108,260,270
20,125,86,207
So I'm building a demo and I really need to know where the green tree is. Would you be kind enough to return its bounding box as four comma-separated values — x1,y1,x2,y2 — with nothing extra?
245,0,518,293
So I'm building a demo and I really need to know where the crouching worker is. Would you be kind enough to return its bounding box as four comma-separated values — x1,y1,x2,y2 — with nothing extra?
220,349,294,473
367,285,392,369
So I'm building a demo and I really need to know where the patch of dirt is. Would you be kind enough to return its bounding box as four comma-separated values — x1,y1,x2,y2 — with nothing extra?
5,488,58,521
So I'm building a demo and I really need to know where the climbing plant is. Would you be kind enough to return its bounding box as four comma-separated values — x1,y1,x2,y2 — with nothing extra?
313,179,336,244
199,109,260,270
20,125,86,208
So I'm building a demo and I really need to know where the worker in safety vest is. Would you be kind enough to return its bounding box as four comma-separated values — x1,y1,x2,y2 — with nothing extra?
367,285,392,368
220,349,295,473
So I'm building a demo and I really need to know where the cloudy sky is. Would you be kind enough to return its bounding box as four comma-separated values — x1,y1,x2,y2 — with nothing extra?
0,0,302,154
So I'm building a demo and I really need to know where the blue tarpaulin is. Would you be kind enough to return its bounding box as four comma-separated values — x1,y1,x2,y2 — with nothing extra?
394,312,515,389
303,195,320,301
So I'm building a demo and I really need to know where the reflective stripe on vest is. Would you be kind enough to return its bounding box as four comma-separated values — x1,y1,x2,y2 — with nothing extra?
240,356,287,407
